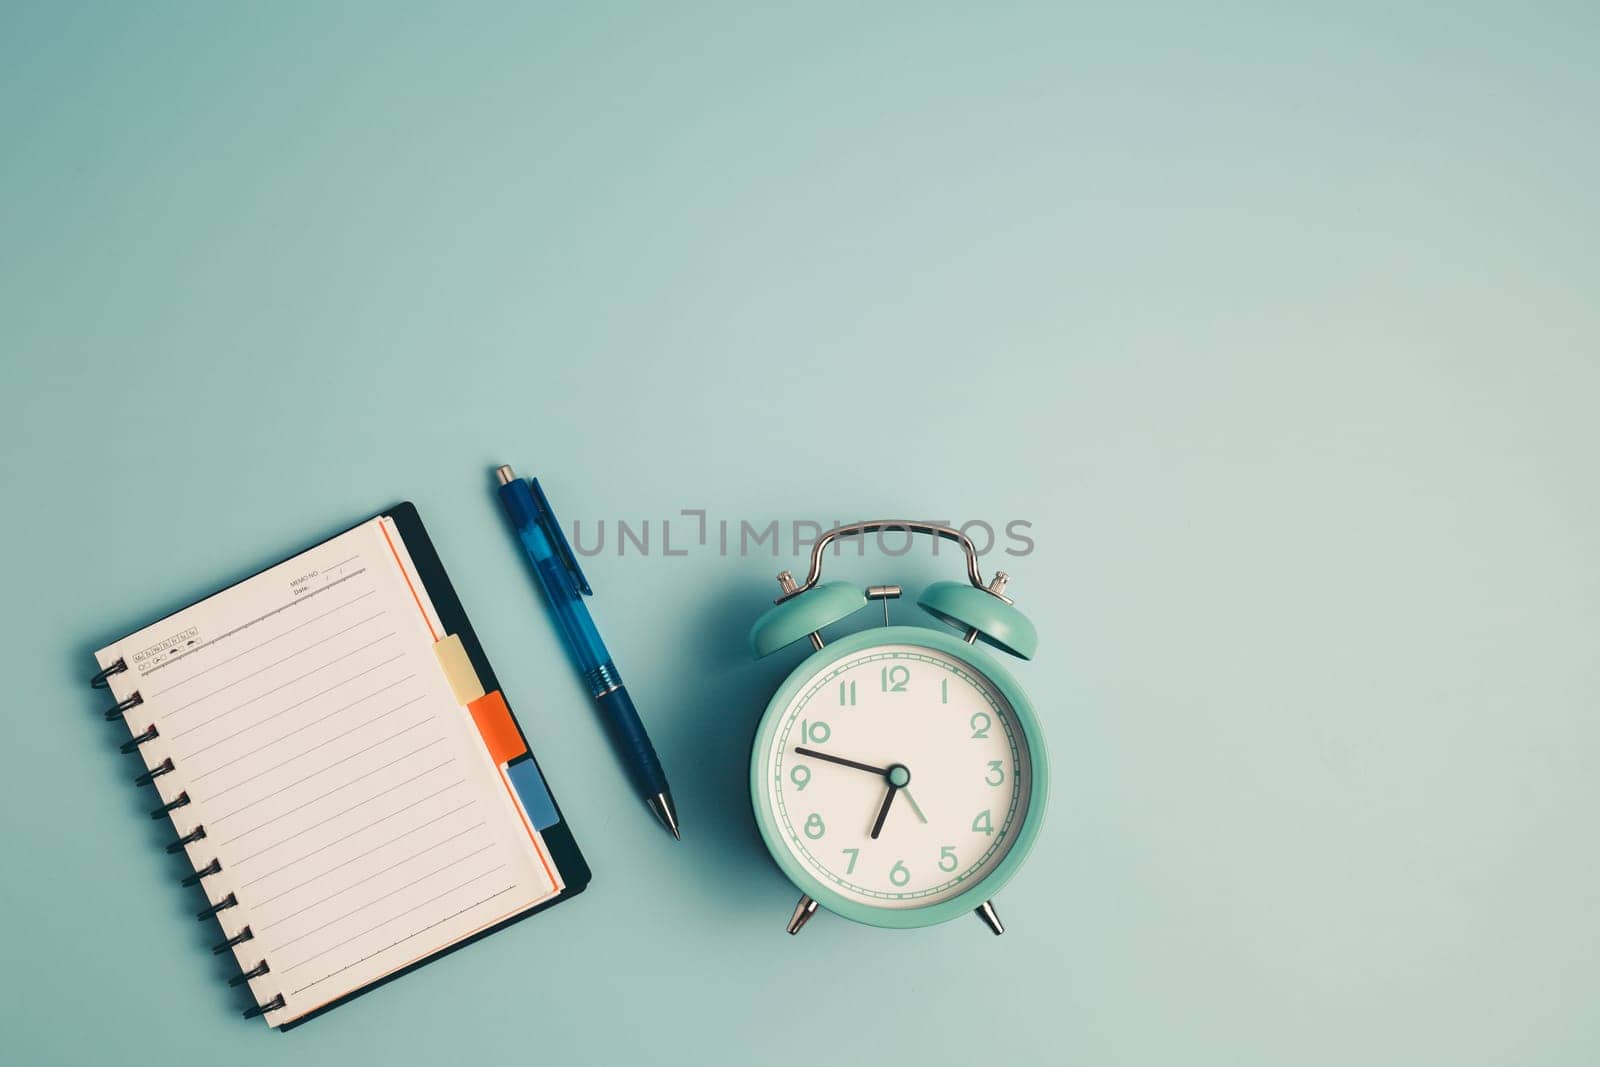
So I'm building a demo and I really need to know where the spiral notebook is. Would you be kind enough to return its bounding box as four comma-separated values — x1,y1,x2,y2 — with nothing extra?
89,503,589,1029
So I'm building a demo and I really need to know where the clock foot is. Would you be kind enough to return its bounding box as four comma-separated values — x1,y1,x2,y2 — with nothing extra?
975,900,1005,936
787,894,819,935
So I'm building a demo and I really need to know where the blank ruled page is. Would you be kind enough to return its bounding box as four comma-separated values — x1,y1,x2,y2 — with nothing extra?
96,518,559,1025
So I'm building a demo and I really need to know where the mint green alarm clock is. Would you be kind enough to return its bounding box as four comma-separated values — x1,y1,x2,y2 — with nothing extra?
748,521,1049,936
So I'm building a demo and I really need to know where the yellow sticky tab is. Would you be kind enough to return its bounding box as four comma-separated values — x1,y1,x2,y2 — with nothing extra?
433,634,486,705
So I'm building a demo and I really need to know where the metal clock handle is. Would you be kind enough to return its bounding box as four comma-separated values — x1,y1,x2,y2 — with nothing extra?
774,520,990,604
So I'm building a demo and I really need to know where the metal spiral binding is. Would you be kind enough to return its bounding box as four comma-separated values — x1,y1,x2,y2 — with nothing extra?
182,858,222,887
196,892,237,921
90,658,127,689
243,993,285,1019
166,825,206,854
213,926,254,955
228,961,270,987
93,660,279,1022
205,902,276,1011
135,758,176,787
104,691,143,721
150,791,191,818
120,724,158,754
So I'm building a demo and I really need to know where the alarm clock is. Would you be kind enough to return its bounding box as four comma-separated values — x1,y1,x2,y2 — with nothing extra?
747,521,1049,936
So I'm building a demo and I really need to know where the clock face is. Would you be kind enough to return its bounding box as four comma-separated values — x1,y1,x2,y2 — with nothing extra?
757,641,1035,911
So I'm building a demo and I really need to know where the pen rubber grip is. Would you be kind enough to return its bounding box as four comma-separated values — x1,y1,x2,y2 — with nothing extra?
595,686,669,798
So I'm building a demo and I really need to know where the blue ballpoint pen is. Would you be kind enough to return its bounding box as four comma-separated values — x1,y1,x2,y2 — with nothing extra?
494,465,680,840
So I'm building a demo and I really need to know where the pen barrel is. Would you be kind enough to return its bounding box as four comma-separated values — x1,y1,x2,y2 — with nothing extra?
594,685,669,798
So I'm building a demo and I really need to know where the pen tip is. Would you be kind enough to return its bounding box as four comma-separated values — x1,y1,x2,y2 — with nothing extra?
647,792,681,841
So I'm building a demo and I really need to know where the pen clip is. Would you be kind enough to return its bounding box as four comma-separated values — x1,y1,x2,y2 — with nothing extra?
529,478,593,597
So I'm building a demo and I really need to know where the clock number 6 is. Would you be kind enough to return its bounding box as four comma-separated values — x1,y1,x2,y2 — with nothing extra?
889,860,911,887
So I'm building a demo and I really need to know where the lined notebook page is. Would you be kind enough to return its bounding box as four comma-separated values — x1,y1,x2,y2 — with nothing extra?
95,517,559,1025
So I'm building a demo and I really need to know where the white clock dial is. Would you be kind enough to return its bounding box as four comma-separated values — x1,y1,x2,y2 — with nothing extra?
760,643,1033,908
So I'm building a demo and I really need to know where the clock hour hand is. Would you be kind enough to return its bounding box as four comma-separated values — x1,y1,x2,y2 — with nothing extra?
793,747,889,776
869,765,912,839
870,783,899,840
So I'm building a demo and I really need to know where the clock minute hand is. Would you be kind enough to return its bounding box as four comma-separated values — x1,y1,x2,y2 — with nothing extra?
793,747,889,776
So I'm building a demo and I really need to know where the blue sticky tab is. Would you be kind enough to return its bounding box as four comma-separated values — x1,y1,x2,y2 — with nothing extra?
506,757,559,831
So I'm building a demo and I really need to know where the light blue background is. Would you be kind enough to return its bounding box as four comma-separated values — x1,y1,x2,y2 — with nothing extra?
3,3,1596,1064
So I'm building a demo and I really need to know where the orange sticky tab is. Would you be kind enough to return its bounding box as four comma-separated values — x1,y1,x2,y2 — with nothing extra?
466,690,527,766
